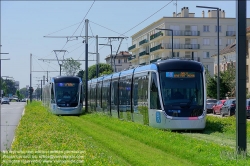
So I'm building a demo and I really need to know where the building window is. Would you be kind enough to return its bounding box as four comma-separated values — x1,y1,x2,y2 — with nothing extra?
215,25,221,32
124,58,127,63
215,38,222,45
227,38,235,46
203,52,210,59
203,25,209,32
203,38,210,45
204,64,210,71
118,59,121,64
171,52,179,57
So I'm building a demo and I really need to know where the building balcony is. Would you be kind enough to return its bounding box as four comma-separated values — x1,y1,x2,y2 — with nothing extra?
192,57,200,62
150,58,161,63
226,31,236,36
139,39,148,46
128,55,136,61
163,43,200,49
150,44,163,53
128,44,136,51
150,31,163,40
139,51,150,57
139,62,147,65
165,30,200,36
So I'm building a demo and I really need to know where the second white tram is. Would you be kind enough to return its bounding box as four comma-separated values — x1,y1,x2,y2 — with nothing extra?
43,76,84,115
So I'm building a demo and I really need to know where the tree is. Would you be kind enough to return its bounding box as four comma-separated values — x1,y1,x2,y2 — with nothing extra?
88,63,113,80
62,58,81,76
206,64,236,99
19,87,28,98
77,70,84,78
16,90,22,99
0,77,6,96
220,65,236,97
2,79,17,97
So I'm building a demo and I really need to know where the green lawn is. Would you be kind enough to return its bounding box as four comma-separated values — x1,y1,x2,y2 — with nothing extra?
1,101,249,166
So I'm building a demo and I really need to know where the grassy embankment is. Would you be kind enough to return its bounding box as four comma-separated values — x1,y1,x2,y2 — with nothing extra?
1,101,250,166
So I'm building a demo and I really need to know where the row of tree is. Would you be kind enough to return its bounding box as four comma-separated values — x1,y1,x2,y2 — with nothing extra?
206,64,237,99
0,78,17,97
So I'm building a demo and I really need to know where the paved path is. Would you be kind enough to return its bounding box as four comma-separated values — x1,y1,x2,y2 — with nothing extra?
1,102,26,151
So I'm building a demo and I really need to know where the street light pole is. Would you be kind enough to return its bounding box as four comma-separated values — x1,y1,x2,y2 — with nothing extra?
196,5,220,100
155,28,173,58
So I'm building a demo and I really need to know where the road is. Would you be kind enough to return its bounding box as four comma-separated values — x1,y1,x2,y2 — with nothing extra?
0,102,26,151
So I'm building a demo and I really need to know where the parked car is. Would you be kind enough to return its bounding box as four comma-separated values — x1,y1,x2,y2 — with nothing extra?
206,99,217,113
1,97,10,104
221,99,236,117
246,99,250,118
213,100,226,115
21,98,27,102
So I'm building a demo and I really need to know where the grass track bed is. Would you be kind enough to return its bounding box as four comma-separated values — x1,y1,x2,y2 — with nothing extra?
1,101,249,166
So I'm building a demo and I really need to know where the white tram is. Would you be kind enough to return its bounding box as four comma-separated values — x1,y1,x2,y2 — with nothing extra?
88,59,206,130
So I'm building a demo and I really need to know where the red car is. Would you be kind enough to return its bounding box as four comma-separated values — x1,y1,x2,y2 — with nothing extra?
213,100,226,115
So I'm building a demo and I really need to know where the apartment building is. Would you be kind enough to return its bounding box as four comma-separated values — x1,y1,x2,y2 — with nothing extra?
105,51,132,72
127,7,250,75
212,26,250,93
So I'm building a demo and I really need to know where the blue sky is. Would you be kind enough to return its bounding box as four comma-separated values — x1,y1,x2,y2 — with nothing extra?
1,1,249,89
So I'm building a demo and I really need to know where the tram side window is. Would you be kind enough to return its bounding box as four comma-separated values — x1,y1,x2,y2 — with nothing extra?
97,82,102,107
150,72,161,109
134,73,148,107
111,78,119,106
119,76,132,106
51,84,55,103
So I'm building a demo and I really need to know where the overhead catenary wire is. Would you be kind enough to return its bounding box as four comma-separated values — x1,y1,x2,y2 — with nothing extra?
46,0,96,62
120,0,173,36
111,0,174,51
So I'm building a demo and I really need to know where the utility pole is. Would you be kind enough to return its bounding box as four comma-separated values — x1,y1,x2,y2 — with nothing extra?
32,71,62,83
0,45,10,98
236,0,247,154
35,77,43,101
113,38,124,72
53,50,68,76
85,19,89,112
30,54,32,101
96,35,99,78
44,20,128,113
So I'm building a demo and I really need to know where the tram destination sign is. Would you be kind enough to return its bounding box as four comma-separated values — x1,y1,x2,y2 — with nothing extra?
166,72,195,78
58,83,76,87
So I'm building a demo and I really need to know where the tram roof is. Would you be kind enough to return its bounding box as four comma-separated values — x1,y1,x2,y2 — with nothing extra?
119,68,135,77
134,63,158,73
155,59,204,71
52,76,82,83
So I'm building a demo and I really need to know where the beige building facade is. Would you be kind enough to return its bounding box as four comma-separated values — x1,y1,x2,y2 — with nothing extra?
105,51,132,72
128,7,250,76
212,27,250,93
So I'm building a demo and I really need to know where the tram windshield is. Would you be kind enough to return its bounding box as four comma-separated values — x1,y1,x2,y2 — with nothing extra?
55,82,79,107
160,71,204,107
